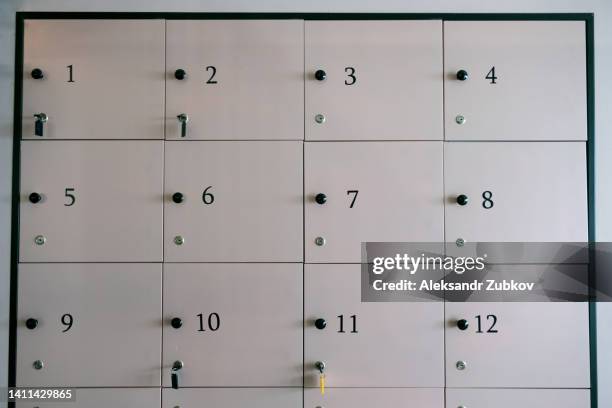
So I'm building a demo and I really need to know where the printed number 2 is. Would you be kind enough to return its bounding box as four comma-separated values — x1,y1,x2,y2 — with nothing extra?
206,66,218,84
486,66,498,84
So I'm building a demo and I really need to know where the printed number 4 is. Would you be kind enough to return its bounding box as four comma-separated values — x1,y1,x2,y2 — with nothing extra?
486,66,498,84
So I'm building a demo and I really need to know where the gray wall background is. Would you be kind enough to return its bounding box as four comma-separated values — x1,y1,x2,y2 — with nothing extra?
1,0,610,406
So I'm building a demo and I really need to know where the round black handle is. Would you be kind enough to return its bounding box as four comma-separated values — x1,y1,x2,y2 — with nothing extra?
456,70,469,81
172,192,184,204
315,193,327,205
25,318,38,330
314,318,327,330
29,192,42,204
457,319,469,331
314,70,327,81
174,69,187,80
31,68,44,80
456,194,468,206
170,317,183,329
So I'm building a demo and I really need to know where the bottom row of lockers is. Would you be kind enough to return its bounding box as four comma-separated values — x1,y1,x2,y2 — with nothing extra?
13,388,590,408
16,263,589,388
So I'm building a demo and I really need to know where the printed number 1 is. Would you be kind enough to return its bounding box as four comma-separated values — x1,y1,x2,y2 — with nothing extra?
67,65,75,83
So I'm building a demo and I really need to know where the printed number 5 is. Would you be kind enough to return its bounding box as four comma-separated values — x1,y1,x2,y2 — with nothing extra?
64,188,76,207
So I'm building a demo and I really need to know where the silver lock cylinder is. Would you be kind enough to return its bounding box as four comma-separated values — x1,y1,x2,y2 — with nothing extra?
314,236,326,246
315,114,326,124
33,360,44,370
174,236,185,246
455,238,465,247
34,235,46,246
455,115,466,125
456,360,467,370
33,113,48,123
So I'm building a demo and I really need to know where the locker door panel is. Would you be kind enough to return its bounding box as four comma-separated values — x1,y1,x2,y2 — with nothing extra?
23,20,164,140
166,20,303,140
305,142,444,263
163,388,302,408
19,141,164,262
445,21,586,141
15,389,160,408
164,141,302,262
445,142,587,246
305,264,444,387
163,263,302,386
446,388,590,408
305,388,444,408
306,20,443,141
16,264,162,387
446,299,589,387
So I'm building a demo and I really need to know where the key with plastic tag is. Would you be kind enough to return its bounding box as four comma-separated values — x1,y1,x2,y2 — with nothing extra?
315,361,326,395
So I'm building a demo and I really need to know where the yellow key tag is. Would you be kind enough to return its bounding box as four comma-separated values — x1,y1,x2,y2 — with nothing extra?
319,373,325,395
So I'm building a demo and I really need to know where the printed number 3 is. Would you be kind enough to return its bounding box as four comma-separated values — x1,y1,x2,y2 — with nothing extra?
345,67,356,85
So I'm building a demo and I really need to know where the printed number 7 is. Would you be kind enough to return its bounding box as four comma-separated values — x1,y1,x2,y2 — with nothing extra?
347,190,359,208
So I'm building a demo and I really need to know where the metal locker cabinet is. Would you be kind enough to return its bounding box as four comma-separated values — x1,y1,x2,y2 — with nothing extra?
165,20,303,140
305,141,444,263
162,263,302,387
15,388,161,408
16,264,162,387
446,300,590,387
164,141,303,262
19,140,164,262
22,19,165,140
444,21,587,141
304,264,444,387
305,20,443,141
305,388,444,408
444,141,588,246
446,388,590,408
163,388,302,408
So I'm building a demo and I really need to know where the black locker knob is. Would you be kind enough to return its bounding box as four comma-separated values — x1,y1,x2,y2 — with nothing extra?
25,318,38,330
28,192,42,204
25,318,38,329
314,70,327,81
456,319,469,331
315,193,327,205
314,318,327,330
456,70,469,81
174,69,187,80
170,317,183,329
172,192,184,204
31,68,44,79
456,194,468,206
